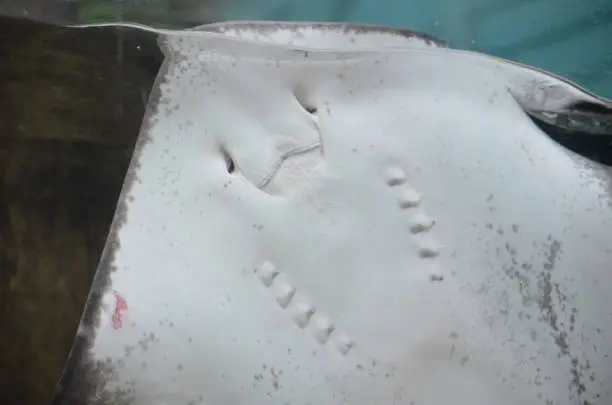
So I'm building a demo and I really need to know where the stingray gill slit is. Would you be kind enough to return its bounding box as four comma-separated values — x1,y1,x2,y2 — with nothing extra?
221,147,236,173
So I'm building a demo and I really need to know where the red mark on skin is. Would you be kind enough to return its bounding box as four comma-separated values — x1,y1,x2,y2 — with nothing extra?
111,291,128,330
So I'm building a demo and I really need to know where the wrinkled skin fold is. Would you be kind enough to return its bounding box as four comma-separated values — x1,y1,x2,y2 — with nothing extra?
50,22,612,405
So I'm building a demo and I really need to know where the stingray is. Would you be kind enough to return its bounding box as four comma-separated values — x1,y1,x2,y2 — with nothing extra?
51,22,612,405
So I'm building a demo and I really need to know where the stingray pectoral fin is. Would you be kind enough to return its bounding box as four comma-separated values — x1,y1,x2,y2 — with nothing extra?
526,104,612,137
493,58,612,163
511,94,612,164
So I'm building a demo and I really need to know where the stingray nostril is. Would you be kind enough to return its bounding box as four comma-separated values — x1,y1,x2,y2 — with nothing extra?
293,86,318,116
221,148,235,174
304,106,317,115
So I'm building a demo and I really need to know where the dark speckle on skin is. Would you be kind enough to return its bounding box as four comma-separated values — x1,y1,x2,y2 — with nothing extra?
537,239,592,402
500,232,596,402
538,239,564,348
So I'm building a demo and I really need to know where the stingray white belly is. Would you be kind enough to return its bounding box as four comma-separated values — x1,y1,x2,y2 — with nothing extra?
51,22,612,405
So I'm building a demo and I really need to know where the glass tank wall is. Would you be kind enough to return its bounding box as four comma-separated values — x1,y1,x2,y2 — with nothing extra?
6,0,607,97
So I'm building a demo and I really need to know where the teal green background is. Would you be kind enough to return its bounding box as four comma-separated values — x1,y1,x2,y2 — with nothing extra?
219,0,612,98
76,0,612,98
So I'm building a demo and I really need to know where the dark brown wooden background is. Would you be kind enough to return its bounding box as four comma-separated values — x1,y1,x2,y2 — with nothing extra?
0,17,161,405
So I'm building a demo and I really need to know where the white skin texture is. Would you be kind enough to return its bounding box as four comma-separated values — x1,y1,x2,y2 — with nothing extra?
58,23,612,405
